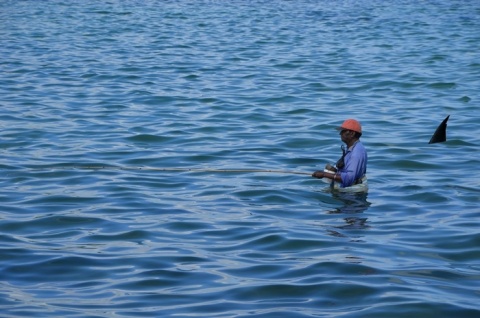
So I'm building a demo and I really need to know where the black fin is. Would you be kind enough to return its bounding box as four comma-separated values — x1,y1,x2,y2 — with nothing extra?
428,115,450,144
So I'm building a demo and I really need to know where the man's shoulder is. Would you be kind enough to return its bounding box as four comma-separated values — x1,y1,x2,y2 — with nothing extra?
355,141,366,151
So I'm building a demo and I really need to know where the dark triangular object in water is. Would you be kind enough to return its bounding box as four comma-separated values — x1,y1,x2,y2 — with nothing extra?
428,115,449,144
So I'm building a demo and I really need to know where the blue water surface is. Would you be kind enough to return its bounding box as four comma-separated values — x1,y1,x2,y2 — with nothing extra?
1,0,479,317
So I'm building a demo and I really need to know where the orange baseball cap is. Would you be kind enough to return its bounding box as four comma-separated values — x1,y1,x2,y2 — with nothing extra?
336,119,362,133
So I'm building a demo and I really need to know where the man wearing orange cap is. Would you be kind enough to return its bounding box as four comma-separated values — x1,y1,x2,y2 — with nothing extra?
312,119,367,188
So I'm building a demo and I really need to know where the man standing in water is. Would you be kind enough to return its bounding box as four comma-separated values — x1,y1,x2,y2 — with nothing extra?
312,119,367,188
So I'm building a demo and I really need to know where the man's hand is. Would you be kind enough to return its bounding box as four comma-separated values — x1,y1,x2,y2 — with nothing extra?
312,171,324,178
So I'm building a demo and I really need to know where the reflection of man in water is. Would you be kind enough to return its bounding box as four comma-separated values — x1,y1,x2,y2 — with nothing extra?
326,192,371,263
329,192,371,231
312,119,367,188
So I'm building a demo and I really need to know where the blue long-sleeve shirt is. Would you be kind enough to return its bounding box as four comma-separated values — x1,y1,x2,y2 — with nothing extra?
338,141,367,188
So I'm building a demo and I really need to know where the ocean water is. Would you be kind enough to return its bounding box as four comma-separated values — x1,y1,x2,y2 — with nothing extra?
1,0,479,317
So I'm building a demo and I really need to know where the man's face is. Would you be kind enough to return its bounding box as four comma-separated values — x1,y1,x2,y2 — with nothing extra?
339,129,354,143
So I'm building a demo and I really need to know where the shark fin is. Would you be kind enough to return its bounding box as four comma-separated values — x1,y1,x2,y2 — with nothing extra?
428,115,450,144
